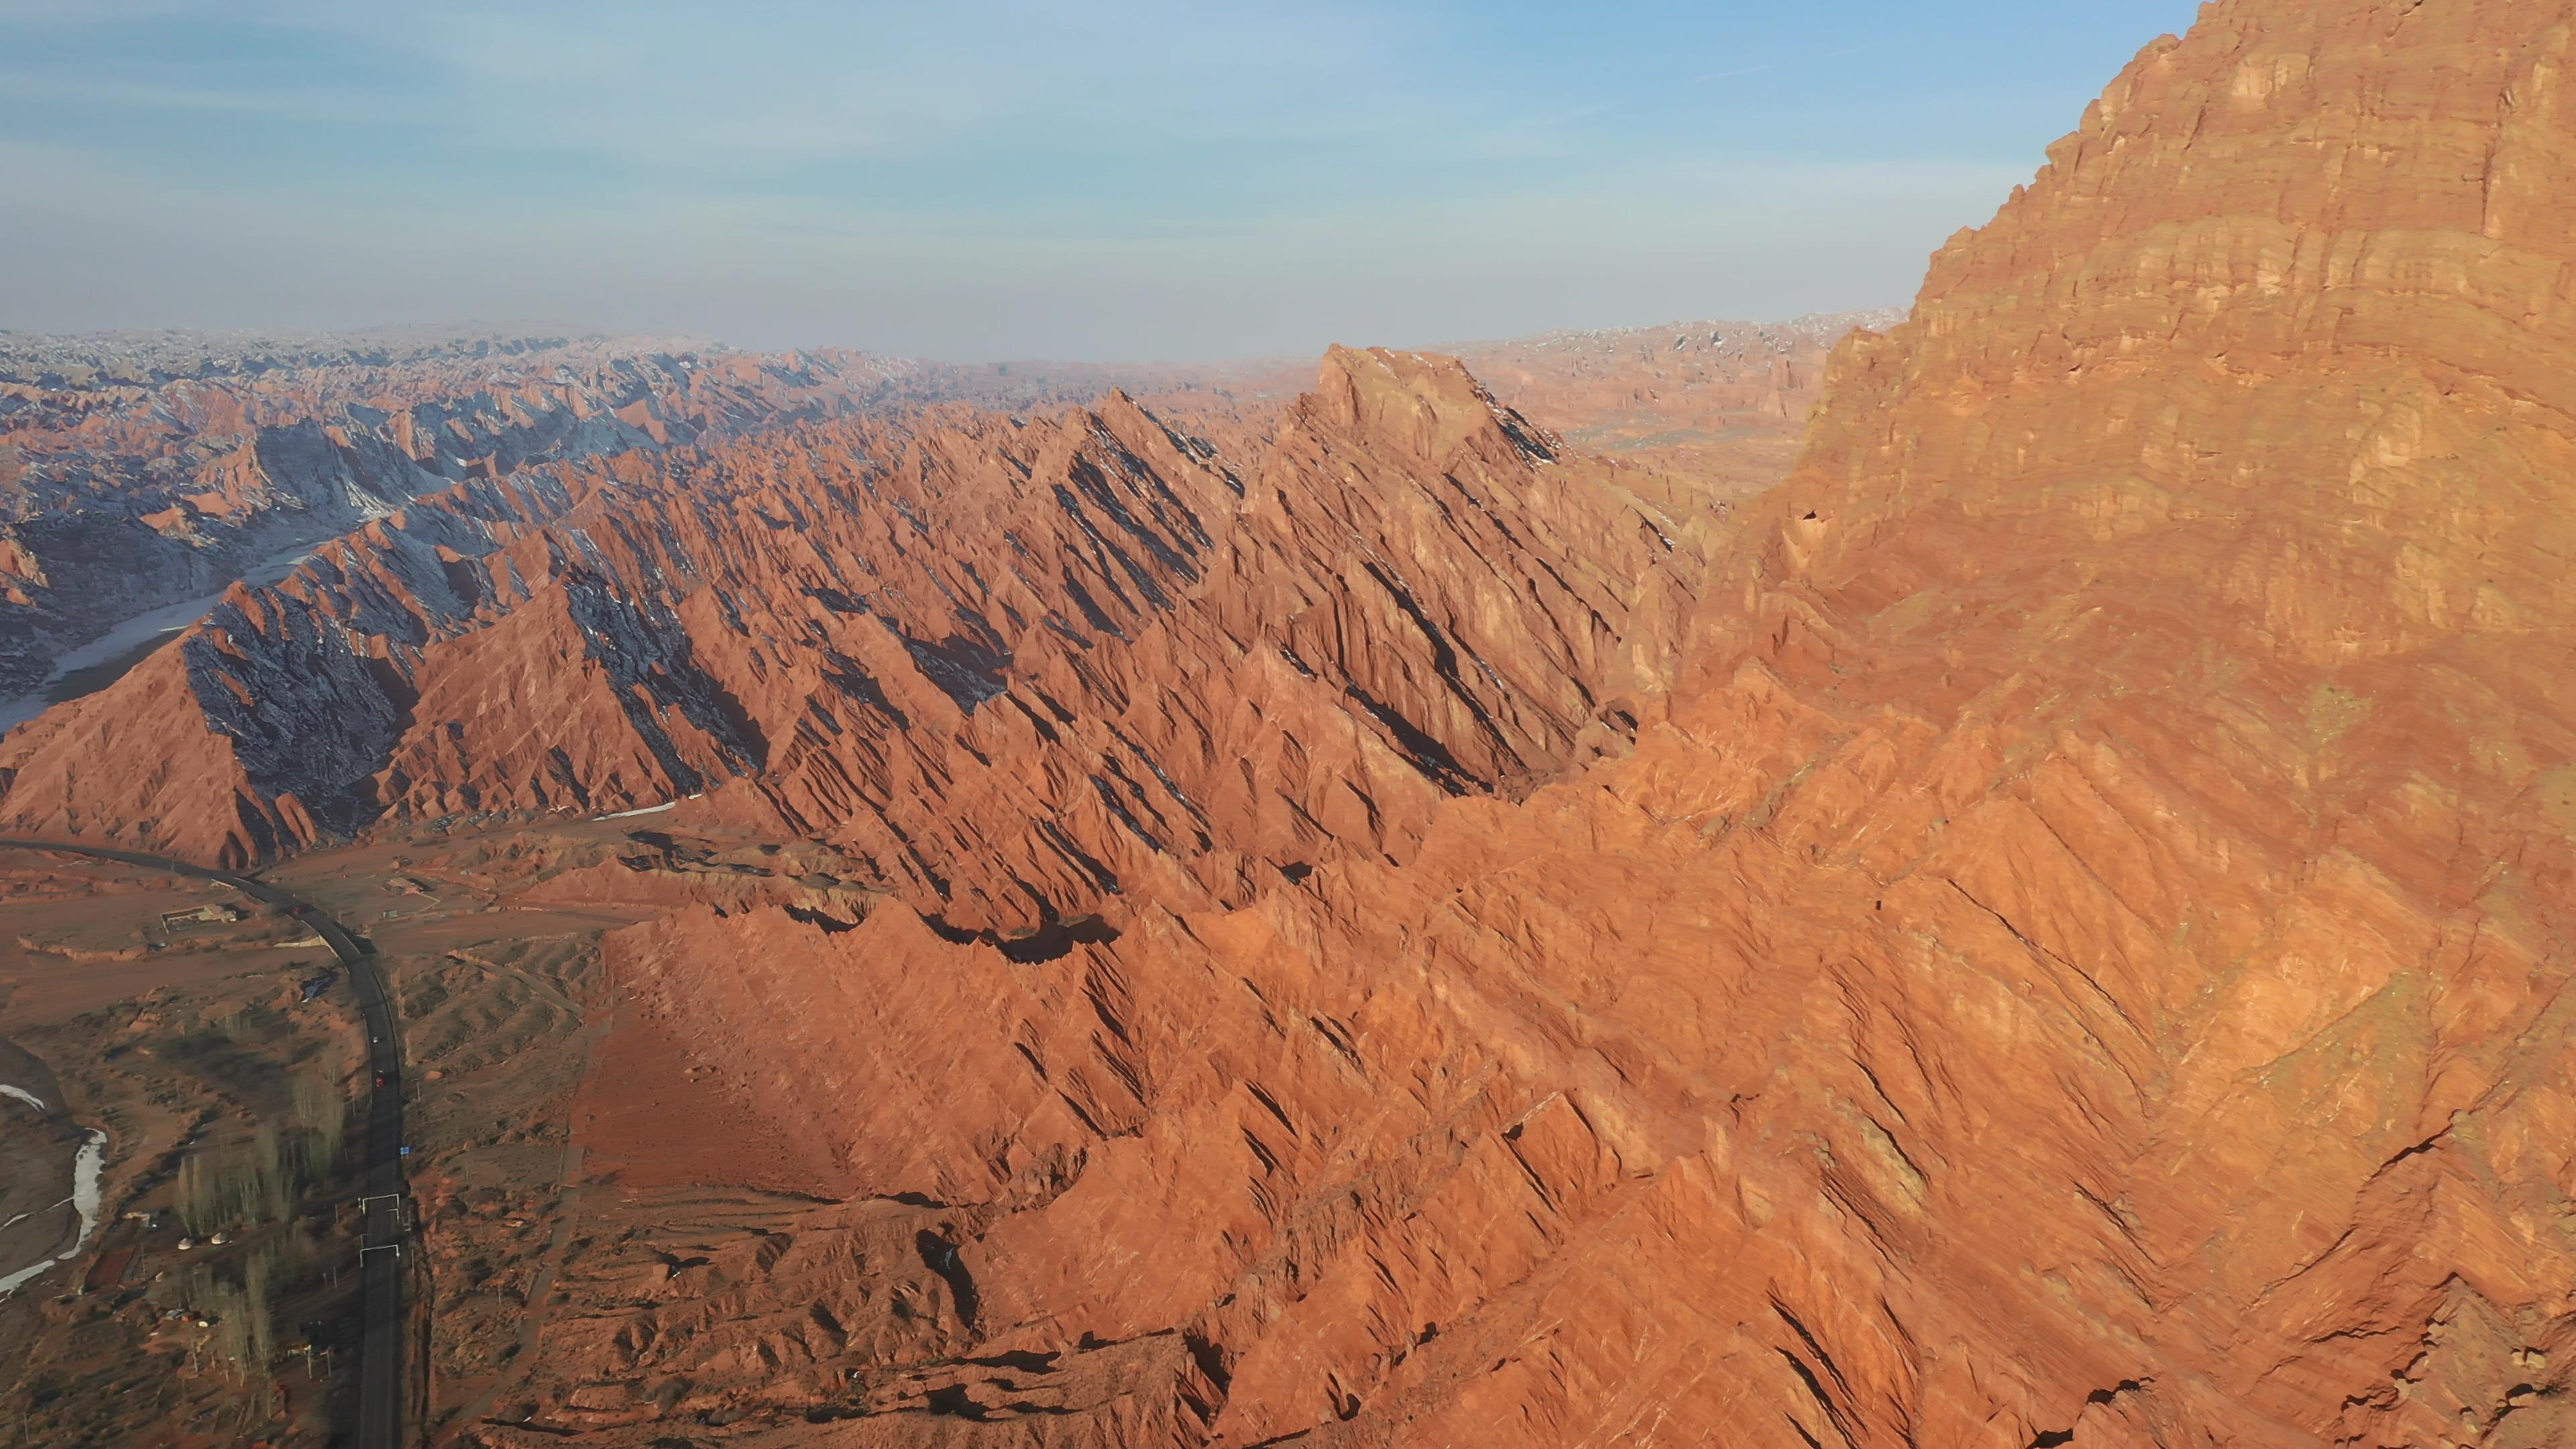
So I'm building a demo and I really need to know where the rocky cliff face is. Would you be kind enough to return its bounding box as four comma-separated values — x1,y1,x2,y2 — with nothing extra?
0,341,812,696
0,331,1302,701
445,3,2576,1446
0,350,1699,917
20,2,2576,1446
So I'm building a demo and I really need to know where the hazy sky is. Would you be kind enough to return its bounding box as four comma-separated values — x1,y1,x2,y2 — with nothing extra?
0,1,2203,360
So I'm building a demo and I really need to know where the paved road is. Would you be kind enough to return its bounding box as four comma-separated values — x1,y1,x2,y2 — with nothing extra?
0,839,409,1448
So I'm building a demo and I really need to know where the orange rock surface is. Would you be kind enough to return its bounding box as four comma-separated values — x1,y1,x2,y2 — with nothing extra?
0,331,1303,699
0,351,1699,928
464,3,2576,1444
23,1,2576,1446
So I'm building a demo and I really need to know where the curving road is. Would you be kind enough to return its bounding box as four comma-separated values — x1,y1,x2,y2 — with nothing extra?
0,839,408,1448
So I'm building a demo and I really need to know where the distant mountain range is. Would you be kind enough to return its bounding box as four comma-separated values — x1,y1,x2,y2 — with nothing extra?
0,312,1896,704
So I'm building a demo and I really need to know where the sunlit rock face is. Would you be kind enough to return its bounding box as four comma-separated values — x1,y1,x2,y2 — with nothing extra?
0,329,1299,702
0,349,1695,904
28,2,2576,1445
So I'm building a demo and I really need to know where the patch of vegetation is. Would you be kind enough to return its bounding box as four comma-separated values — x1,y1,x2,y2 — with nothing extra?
174,1071,347,1234
176,1238,314,1406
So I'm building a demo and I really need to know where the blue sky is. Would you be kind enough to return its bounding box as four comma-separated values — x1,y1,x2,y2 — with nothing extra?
0,1,2204,360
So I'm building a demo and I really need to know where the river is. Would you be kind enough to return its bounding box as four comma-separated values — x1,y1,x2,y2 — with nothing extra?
0,541,316,735
0,1077,107,1301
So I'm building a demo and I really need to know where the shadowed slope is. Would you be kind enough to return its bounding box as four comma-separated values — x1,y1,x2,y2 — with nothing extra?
463,3,2576,1445
0,351,1701,928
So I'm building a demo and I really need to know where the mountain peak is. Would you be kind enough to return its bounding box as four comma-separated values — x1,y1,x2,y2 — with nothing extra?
1307,343,1552,466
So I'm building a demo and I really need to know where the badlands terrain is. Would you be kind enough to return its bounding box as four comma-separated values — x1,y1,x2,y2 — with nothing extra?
0,309,1890,1444
0,311,1854,727
9,0,2576,1446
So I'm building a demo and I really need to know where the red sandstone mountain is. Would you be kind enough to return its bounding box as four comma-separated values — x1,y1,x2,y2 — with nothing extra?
0,351,1699,932
17,0,2576,1445
0,329,1300,700
459,1,2576,1444
0,317,1881,720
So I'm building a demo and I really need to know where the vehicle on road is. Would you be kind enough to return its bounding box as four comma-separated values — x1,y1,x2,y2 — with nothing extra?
0,835,409,1449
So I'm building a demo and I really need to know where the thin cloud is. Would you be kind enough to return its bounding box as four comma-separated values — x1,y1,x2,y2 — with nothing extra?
0,3,2199,357
322,1,1435,174
0,71,316,112
1692,45,1858,83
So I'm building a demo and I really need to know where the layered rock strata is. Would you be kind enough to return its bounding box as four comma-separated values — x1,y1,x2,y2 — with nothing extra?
0,331,1301,699
0,352,1699,936
466,3,2576,1445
